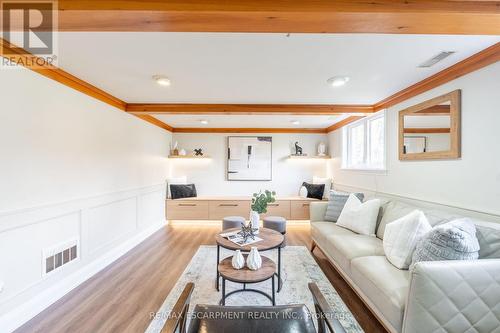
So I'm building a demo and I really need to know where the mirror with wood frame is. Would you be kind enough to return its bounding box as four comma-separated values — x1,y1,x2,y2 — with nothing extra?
399,90,461,160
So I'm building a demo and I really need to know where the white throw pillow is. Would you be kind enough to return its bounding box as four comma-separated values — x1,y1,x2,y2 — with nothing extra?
383,210,432,269
166,176,187,198
313,176,332,199
337,194,380,236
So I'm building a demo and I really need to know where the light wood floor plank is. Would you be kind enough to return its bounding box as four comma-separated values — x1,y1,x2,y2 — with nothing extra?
15,222,386,333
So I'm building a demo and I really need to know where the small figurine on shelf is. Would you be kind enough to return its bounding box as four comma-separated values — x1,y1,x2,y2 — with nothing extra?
194,148,203,156
294,142,303,156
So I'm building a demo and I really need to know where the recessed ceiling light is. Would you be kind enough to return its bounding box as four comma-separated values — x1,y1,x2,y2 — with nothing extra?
153,75,171,86
291,120,300,125
200,120,209,125
327,76,350,87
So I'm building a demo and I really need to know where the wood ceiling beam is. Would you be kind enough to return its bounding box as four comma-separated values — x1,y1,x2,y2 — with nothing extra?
326,116,365,133
126,104,374,115
374,42,500,111
1,38,174,132
172,127,327,134
53,1,500,34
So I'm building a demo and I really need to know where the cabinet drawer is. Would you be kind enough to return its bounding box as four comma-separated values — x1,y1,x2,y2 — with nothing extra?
261,200,291,219
291,201,312,220
209,201,251,220
166,200,209,220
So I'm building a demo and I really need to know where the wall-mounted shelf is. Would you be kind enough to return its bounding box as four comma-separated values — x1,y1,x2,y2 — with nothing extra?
168,155,210,159
288,155,331,159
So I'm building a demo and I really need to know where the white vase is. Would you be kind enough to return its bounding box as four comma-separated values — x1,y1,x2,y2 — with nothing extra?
231,250,245,270
246,247,262,270
249,210,260,235
179,149,187,156
317,142,326,156
299,186,308,198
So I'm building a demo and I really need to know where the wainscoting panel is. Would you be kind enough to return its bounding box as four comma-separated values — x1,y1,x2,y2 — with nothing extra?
0,184,167,333
138,189,166,228
84,197,137,257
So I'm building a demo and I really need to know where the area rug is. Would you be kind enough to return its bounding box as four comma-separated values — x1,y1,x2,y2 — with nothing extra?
146,245,363,333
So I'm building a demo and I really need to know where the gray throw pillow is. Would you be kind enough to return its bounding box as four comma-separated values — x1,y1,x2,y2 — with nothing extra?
324,191,364,222
411,218,479,268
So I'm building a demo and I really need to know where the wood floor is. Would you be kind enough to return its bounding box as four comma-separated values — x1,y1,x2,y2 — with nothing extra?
16,222,386,333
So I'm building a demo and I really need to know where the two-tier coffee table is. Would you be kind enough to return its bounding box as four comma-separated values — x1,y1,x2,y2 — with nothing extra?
215,228,285,293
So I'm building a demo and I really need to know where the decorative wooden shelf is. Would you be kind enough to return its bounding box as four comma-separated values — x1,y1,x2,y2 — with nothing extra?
288,155,331,159
168,155,210,159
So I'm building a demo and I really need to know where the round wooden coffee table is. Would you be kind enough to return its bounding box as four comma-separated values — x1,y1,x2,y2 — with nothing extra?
215,228,285,292
218,255,276,305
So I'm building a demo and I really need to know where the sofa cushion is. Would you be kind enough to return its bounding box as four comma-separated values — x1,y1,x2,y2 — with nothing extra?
325,234,385,274
337,195,381,236
474,220,500,259
383,210,432,269
377,201,458,240
411,218,480,268
311,222,354,248
351,256,410,332
324,191,364,222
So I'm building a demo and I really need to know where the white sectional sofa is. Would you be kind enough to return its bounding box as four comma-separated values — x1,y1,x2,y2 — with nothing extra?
310,198,500,333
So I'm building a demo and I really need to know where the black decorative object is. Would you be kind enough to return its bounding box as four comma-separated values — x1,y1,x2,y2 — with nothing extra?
294,142,303,155
301,182,325,200
238,224,256,243
170,184,197,199
194,148,203,156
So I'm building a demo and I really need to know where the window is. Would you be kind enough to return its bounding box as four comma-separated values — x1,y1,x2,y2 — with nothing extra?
343,112,386,170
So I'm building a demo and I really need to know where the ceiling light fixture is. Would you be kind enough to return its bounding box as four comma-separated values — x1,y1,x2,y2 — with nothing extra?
153,75,171,86
200,120,209,125
291,120,300,125
327,76,350,87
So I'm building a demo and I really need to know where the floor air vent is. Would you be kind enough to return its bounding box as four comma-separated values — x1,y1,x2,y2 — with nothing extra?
43,239,78,275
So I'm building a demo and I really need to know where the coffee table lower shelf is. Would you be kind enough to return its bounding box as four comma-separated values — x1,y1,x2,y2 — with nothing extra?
218,255,276,306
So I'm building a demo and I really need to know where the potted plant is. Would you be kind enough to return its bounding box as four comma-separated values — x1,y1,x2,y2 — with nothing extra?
249,190,276,234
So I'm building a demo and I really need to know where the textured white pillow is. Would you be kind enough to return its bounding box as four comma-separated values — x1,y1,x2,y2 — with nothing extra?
313,176,332,199
166,176,187,198
337,194,380,236
383,210,432,269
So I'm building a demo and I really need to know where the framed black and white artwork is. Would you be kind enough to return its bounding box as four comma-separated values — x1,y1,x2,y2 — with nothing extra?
227,136,272,181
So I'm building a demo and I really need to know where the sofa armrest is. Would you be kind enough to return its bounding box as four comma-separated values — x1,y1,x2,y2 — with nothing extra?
403,259,500,333
310,202,328,222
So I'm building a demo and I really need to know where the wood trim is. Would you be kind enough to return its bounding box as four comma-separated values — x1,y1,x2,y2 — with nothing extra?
172,127,327,134
404,128,450,134
0,38,126,111
1,38,174,132
399,90,461,160
374,42,500,111
52,1,500,34
326,116,365,133
133,115,174,132
126,104,374,115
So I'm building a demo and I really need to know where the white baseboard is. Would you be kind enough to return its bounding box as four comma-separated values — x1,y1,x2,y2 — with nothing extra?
0,220,166,333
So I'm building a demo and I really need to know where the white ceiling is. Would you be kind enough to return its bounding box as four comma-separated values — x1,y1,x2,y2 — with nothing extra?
153,114,348,128
56,33,499,105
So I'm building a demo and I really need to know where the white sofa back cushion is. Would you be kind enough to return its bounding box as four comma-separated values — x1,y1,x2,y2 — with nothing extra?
383,210,432,269
337,194,380,236
313,176,332,199
474,220,500,258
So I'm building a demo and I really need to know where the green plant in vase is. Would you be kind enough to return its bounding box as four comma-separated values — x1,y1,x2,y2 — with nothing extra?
249,190,276,234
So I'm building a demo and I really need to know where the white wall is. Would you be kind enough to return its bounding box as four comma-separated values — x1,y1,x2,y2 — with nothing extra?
171,133,329,197
0,66,172,332
329,62,500,216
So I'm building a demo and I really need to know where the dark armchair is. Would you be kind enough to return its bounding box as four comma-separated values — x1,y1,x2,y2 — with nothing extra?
162,282,346,333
